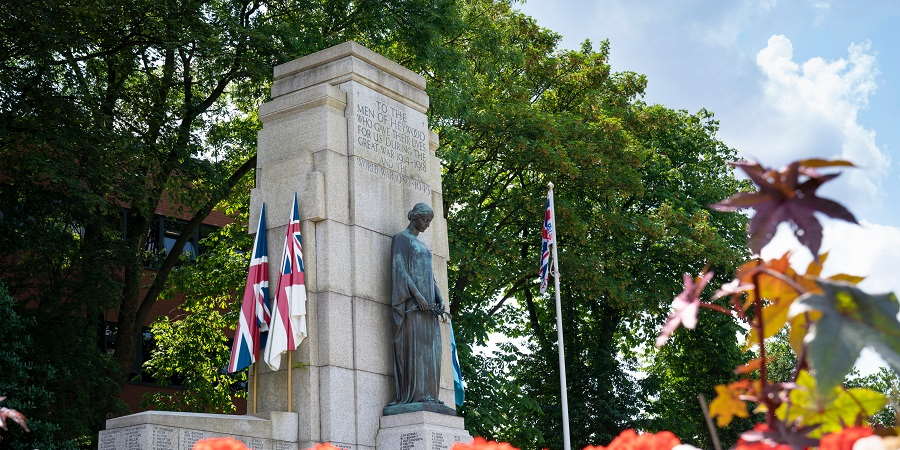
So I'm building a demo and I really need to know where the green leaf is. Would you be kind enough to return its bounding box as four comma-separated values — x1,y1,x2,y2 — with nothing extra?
776,371,887,437
788,280,900,395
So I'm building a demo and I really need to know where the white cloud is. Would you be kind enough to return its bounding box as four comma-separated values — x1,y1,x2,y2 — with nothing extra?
734,35,889,206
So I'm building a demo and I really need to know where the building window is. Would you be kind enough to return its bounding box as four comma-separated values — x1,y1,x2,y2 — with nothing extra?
101,320,117,354
142,215,217,268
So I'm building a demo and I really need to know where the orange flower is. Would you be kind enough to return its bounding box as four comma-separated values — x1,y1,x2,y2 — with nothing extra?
192,437,249,450
818,427,873,450
584,429,682,449
452,437,520,450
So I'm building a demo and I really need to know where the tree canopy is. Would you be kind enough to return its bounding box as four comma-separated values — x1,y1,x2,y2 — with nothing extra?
425,2,750,448
2,0,756,447
1,0,458,445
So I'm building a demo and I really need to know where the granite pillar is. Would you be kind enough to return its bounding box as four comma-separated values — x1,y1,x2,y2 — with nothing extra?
249,41,467,450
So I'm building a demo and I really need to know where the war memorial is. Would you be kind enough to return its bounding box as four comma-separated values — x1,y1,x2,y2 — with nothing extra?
97,42,472,450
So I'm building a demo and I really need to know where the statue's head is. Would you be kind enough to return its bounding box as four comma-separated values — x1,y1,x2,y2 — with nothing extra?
407,203,434,221
407,203,434,233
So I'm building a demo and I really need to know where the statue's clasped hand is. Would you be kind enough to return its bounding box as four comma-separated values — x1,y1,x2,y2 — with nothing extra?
431,303,450,322
407,299,449,321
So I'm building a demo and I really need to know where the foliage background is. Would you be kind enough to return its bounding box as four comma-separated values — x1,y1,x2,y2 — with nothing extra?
2,0,896,448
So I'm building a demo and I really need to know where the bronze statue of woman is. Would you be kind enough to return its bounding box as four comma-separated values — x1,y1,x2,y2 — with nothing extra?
386,203,453,414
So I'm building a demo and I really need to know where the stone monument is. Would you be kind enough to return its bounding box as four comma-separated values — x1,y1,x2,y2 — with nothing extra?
97,42,471,450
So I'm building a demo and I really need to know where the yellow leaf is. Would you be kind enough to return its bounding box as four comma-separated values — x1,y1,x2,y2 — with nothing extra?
805,252,829,277
737,253,798,310
709,384,749,427
828,273,866,284
788,311,822,356
831,388,887,428
775,371,887,438
758,274,800,303
798,158,856,168
746,299,794,347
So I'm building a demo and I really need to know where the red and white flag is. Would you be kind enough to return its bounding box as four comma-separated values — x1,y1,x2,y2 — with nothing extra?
227,203,271,373
263,193,309,371
539,191,555,294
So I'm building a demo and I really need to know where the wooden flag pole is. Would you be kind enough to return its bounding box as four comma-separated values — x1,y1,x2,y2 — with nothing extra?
548,182,572,450
287,352,293,412
698,394,723,450
252,363,259,414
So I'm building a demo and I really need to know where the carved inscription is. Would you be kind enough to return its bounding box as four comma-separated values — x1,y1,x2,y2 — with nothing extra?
180,430,209,450
432,432,448,450
246,438,266,450
101,425,282,450
100,426,146,450
99,430,118,450
354,96,428,175
153,426,178,450
353,157,430,193
273,441,295,450
124,427,143,449
399,431,423,450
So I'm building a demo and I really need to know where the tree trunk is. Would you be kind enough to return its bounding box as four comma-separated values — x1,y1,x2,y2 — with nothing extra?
113,211,149,374
112,156,256,376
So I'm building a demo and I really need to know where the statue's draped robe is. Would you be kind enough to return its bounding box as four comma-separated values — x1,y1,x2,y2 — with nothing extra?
390,230,442,404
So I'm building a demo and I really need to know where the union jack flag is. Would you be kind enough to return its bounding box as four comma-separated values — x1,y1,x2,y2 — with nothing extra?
539,191,555,294
263,193,309,371
228,203,271,373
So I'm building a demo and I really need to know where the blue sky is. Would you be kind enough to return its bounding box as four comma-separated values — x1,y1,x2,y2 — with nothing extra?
516,0,899,372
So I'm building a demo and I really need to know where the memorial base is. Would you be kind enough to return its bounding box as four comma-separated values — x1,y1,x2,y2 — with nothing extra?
375,411,472,450
97,410,298,450
382,402,457,417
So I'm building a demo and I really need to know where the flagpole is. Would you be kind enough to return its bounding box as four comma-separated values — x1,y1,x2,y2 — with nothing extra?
548,182,572,450
252,363,258,414
287,352,293,412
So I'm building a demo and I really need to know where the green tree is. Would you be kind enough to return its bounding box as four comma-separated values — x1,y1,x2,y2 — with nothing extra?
21,0,752,447
419,1,750,448
0,0,460,444
142,214,253,413
845,367,899,428
0,284,122,449
641,309,754,448
143,2,749,446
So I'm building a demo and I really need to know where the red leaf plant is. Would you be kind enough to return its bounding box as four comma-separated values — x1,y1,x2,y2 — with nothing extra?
651,157,900,449
710,159,857,257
